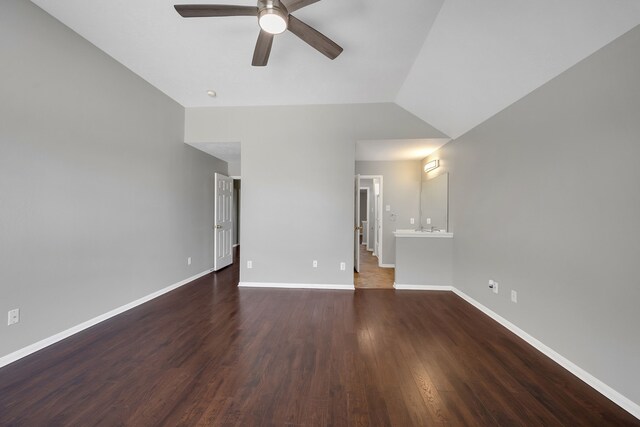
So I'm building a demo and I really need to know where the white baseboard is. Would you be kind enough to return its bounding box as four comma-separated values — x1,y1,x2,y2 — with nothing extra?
451,288,640,420
389,283,639,418
394,283,452,291
379,263,395,268
0,269,212,370
238,282,355,290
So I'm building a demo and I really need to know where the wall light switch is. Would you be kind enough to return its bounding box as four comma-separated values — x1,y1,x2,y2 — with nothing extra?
187,257,192,266
247,260,253,269
511,290,518,303
8,309,19,326
313,260,318,268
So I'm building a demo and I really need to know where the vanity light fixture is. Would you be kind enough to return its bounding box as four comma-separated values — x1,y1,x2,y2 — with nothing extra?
424,159,439,172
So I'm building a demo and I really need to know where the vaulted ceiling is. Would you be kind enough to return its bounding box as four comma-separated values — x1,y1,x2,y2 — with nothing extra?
32,0,640,139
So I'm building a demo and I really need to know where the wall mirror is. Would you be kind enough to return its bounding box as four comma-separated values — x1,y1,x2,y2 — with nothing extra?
420,172,448,231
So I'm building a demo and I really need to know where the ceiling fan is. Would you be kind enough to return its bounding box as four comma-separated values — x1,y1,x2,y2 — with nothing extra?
174,0,343,66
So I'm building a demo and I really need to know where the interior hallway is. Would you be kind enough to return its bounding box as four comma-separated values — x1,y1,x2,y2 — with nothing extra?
354,240,394,289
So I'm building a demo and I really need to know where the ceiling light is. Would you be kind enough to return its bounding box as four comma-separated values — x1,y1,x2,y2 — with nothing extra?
207,90,217,98
424,159,439,172
258,8,287,34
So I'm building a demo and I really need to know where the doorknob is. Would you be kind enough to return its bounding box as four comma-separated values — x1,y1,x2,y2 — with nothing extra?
215,225,222,229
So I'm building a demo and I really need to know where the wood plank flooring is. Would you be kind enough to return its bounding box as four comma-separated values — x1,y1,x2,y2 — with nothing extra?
354,242,394,289
0,249,638,426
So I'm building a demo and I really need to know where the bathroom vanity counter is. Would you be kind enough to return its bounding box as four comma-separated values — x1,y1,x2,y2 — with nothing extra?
393,229,453,238
394,230,453,289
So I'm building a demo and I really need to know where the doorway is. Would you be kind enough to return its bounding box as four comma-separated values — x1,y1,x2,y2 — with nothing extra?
354,175,393,288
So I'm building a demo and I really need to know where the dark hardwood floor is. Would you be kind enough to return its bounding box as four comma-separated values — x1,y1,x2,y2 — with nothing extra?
1,249,638,426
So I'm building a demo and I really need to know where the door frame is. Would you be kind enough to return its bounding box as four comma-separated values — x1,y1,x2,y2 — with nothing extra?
214,173,234,271
359,175,384,268
359,186,370,246
354,175,361,273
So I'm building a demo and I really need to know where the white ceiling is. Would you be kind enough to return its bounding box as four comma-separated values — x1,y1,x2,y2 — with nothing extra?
187,141,241,162
396,0,640,138
356,139,450,162
31,0,640,140
31,0,444,107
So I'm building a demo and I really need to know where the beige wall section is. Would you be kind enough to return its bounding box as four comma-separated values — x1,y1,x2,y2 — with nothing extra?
425,25,640,406
186,104,446,285
0,1,228,359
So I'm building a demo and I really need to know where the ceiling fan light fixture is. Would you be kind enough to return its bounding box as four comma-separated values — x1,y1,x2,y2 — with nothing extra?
258,8,287,34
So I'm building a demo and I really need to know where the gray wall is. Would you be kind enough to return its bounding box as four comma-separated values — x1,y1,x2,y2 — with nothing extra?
426,25,640,405
186,103,446,285
228,161,241,177
0,1,227,359
395,237,453,287
356,161,422,265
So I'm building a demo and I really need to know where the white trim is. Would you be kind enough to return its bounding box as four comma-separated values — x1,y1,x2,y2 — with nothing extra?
394,283,452,291
450,288,640,419
393,231,453,238
238,282,355,290
359,175,383,268
386,283,640,418
0,269,212,369
379,263,395,268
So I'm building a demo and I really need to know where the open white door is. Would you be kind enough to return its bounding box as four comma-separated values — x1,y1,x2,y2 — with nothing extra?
214,173,233,271
354,174,361,273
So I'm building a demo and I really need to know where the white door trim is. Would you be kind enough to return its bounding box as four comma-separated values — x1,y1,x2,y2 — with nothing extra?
354,174,361,273
359,186,370,246
359,175,383,267
214,173,234,271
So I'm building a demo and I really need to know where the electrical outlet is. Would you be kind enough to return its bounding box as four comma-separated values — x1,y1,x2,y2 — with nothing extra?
247,260,253,269
385,205,391,212
313,260,318,268
489,280,499,294
426,218,432,225
187,257,192,266
340,262,346,271
511,290,518,303
410,218,415,225
8,309,19,326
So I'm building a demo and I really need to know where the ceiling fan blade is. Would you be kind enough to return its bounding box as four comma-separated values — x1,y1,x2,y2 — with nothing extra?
174,4,258,18
287,15,343,60
282,0,321,13
252,30,274,66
